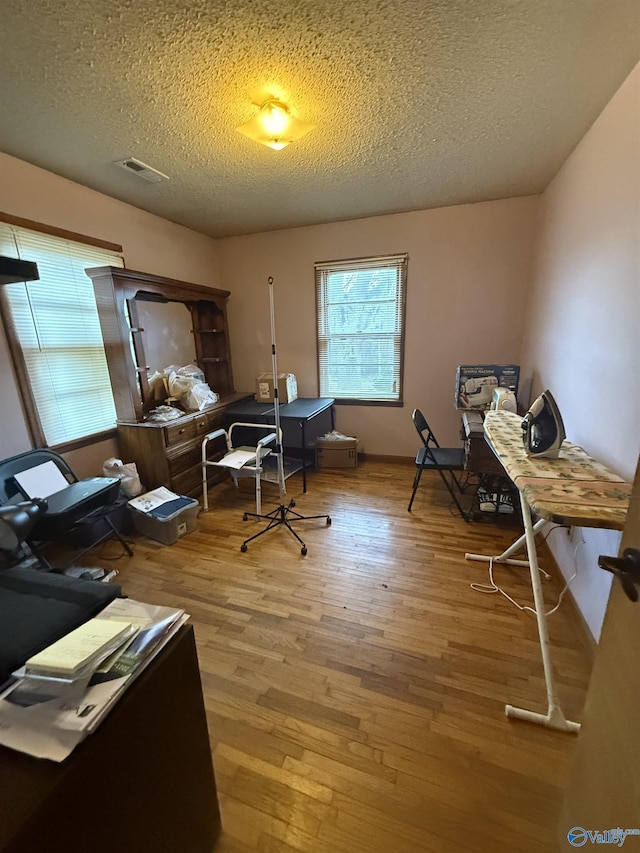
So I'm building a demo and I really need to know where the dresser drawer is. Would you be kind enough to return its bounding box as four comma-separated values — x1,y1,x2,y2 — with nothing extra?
194,414,209,436
169,436,231,494
164,419,196,447
169,430,226,474
168,443,203,476
170,464,205,496
207,410,224,431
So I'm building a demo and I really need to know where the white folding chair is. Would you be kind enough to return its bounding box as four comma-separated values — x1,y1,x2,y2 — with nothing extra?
201,422,281,514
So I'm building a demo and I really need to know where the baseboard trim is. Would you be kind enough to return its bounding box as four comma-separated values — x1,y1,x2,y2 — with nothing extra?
359,453,414,465
538,537,597,663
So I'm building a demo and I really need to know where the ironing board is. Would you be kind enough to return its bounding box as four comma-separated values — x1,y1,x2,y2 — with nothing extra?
466,410,631,732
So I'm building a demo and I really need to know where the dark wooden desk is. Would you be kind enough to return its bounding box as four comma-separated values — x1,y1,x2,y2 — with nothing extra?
225,397,335,492
0,625,221,853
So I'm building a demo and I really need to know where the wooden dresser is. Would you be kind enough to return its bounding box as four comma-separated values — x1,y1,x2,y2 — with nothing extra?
117,393,251,495
87,266,252,496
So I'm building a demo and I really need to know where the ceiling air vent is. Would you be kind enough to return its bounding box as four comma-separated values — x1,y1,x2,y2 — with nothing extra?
114,157,169,183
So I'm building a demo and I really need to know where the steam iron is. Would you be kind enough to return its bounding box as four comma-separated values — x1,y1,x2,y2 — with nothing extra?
521,390,566,458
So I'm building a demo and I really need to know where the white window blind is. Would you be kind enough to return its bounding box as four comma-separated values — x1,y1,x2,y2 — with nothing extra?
0,224,123,446
315,254,407,402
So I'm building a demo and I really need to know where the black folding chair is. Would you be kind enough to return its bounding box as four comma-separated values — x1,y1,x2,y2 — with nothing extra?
407,408,469,519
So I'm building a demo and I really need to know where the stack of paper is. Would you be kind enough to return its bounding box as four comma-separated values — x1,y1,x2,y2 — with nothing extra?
0,598,188,762
25,619,135,679
128,486,195,519
216,449,257,470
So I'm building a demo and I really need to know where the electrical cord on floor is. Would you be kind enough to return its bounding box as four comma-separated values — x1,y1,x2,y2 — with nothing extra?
470,525,582,617
94,541,134,561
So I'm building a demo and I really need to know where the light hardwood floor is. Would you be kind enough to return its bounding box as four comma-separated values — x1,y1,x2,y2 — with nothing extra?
89,460,593,853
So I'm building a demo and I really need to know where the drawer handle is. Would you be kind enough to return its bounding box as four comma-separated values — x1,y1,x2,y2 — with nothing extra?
178,428,186,434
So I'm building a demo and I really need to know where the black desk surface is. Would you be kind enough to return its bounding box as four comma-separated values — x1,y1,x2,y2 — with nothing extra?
226,397,334,420
225,399,274,420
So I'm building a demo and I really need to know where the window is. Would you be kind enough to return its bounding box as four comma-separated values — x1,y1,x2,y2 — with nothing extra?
315,254,407,404
0,222,124,448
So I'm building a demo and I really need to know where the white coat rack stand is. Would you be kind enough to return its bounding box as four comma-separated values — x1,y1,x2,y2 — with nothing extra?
241,276,331,555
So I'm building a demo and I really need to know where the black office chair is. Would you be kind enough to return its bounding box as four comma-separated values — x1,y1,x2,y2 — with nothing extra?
407,408,469,519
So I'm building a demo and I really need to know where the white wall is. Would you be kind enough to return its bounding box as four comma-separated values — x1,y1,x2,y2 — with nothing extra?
217,196,540,458
0,153,221,476
521,63,640,639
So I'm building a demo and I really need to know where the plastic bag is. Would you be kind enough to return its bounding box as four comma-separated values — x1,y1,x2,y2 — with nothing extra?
318,429,356,442
146,405,182,422
166,370,196,399
166,370,217,411
102,457,144,497
174,364,205,383
185,382,219,411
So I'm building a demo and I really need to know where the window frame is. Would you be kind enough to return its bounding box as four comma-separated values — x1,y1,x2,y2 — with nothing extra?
0,215,124,451
315,253,408,407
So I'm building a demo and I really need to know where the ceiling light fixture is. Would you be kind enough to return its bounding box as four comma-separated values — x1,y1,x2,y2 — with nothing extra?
236,98,314,151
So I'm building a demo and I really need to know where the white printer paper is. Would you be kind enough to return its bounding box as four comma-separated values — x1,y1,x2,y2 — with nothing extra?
128,486,180,514
14,461,70,499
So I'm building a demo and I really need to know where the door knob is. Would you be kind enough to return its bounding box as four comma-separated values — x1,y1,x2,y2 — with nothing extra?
598,548,640,602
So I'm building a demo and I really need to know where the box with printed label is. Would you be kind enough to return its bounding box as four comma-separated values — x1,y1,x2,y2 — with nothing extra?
455,364,520,411
315,437,359,469
255,373,298,404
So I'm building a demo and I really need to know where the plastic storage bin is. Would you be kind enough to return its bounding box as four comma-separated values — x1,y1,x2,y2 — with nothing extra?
130,497,200,545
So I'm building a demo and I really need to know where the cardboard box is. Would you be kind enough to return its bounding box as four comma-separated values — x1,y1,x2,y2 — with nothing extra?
455,364,520,411
315,437,359,469
130,497,200,545
255,372,298,404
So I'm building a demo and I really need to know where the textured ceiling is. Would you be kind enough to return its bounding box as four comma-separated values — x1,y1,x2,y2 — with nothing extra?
1,0,639,238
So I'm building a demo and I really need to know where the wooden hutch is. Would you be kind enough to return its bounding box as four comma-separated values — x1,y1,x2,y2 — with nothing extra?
87,266,251,496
